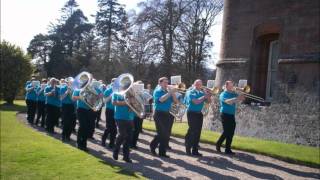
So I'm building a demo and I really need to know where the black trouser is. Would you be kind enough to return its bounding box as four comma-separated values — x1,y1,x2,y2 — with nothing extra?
185,111,203,152
114,120,133,159
36,101,46,127
150,111,174,155
88,110,96,138
46,104,60,133
102,109,117,146
132,116,143,147
61,104,76,140
26,99,37,124
216,113,236,152
77,108,92,150
95,108,102,127
35,101,46,126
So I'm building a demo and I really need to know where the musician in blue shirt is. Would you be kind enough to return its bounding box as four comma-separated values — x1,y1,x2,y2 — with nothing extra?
150,77,178,158
35,79,47,127
216,81,244,155
44,78,61,134
101,78,117,149
25,77,38,124
60,78,76,142
184,79,211,156
112,91,134,163
73,88,92,151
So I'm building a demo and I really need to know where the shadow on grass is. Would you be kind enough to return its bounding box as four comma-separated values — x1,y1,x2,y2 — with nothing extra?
0,103,26,112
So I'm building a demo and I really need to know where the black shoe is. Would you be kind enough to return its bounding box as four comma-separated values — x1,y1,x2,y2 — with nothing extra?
225,150,235,155
123,157,132,163
186,147,192,156
192,151,203,157
159,154,170,158
108,144,114,149
101,142,106,147
113,151,118,160
216,145,221,152
150,145,157,155
88,137,95,140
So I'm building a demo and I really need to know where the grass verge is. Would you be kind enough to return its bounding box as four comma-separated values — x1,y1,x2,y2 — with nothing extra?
143,121,320,168
0,101,144,180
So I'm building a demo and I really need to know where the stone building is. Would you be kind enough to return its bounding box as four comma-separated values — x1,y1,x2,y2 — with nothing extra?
212,0,320,146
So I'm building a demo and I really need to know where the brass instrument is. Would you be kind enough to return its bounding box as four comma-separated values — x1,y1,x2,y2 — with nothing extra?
113,73,146,118
72,72,104,111
233,85,265,102
169,75,187,119
200,80,220,117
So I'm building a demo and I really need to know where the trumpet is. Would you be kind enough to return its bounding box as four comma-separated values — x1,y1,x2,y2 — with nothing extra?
233,85,265,102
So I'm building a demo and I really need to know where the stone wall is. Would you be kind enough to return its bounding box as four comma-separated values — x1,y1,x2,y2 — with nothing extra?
204,85,320,147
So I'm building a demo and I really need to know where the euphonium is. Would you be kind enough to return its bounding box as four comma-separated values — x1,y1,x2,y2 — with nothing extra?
200,84,221,117
168,85,187,119
72,71,104,111
112,73,146,118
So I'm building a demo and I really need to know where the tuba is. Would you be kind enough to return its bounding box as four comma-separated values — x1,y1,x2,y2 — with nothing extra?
72,71,104,111
113,73,146,118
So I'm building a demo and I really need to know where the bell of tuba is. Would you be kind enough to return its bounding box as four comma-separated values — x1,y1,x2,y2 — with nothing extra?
72,71,104,111
113,73,146,118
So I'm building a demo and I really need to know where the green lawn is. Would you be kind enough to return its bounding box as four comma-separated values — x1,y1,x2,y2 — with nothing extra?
0,101,144,180
143,121,320,167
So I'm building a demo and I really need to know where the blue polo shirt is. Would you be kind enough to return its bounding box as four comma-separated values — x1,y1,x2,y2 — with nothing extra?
153,86,173,112
219,91,238,115
112,93,134,121
60,84,74,104
187,89,205,112
104,86,114,110
44,85,61,107
25,83,37,101
36,86,46,102
72,89,90,110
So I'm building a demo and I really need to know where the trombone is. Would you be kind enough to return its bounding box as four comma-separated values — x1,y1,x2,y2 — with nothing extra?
201,86,221,95
167,82,187,94
233,85,265,102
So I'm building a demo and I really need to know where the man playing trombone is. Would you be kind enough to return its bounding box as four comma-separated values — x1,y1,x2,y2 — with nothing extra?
216,80,245,155
185,79,211,156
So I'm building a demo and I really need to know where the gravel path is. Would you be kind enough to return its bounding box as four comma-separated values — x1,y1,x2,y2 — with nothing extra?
17,113,320,180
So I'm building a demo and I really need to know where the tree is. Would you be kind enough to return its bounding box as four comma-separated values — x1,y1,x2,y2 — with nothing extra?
27,34,52,72
0,41,33,104
95,0,128,62
175,0,222,84
136,0,187,76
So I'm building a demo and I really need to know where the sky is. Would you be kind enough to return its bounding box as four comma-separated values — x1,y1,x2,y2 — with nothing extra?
1,0,223,69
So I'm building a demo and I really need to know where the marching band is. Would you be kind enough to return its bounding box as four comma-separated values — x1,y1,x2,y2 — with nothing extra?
24,72,261,163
